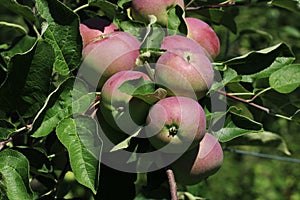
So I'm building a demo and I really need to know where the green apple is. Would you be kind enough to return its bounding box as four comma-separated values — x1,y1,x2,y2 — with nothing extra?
145,96,206,153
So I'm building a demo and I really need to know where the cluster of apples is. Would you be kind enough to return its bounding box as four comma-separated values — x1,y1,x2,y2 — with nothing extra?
79,0,223,186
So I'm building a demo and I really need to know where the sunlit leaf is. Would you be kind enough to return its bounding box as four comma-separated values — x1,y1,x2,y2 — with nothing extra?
56,115,102,194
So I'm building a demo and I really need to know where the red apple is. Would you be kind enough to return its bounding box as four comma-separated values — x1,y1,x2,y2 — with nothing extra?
154,48,214,99
171,133,223,185
100,70,151,134
185,17,220,59
80,31,141,89
131,0,185,26
80,18,118,47
161,35,206,56
145,96,206,153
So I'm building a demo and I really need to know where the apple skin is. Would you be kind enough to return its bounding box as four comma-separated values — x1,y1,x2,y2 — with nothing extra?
81,31,141,89
80,18,118,47
185,17,220,59
154,48,214,99
171,133,223,185
131,0,185,25
161,35,206,56
145,96,206,153
100,70,151,134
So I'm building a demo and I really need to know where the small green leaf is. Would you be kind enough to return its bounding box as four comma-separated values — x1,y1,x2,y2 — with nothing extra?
89,0,119,20
226,131,291,155
209,67,240,92
213,115,263,142
118,77,166,104
36,0,82,75
167,5,187,35
1,35,37,59
0,120,16,142
269,64,300,93
229,106,263,130
0,0,35,23
0,149,34,200
110,127,142,152
56,116,102,194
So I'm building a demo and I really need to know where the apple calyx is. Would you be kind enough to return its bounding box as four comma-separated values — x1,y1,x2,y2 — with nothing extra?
168,125,178,137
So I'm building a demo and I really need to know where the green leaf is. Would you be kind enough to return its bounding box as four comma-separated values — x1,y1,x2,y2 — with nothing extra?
18,40,55,117
36,0,82,75
229,106,263,130
1,35,37,59
213,115,263,143
118,77,167,104
0,0,35,23
0,39,54,116
167,5,187,35
31,77,95,137
56,116,102,194
89,0,119,20
0,149,34,200
140,25,165,51
226,131,291,155
269,64,300,93
0,120,16,142
209,67,240,92
110,127,142,152
223,43,294,75
242,57,295,83
270,0,300,15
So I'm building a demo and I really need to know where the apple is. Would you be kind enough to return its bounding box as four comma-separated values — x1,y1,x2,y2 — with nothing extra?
80,18,118,47
131,0,185,26
171,133,223,185
161,35,206,56
144,96,206,153
185,17,220,59
80,31,141,89
100,70,151,134
154,48,214,99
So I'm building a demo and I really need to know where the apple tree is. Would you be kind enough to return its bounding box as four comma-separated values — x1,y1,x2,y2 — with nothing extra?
0,0,299,199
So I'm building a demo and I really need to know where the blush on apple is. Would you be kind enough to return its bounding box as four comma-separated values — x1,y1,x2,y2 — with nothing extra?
161,35,206,56
185,17,220,59
171,133,223,185
154,48,214,99
145,96,206,153
80,18,118,47
80,31,141,89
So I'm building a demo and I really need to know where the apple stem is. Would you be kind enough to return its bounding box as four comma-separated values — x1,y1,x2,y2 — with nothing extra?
166,168,178,200
169,126,178,137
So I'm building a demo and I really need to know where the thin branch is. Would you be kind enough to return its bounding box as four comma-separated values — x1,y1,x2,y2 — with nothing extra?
226,148,300,164
166,168,178,200
185,0,250,11
217,90,293,121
